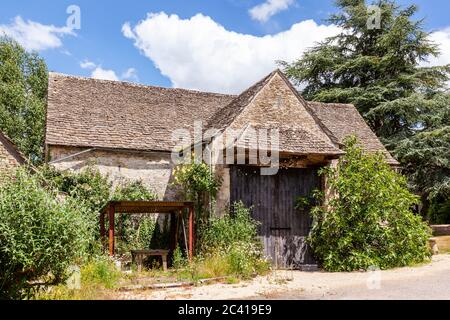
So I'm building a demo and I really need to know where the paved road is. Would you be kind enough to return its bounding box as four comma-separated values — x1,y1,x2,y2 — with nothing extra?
263,255,450,300
118,254,450,300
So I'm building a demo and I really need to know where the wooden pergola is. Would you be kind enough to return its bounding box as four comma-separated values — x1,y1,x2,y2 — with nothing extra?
100,201,195,260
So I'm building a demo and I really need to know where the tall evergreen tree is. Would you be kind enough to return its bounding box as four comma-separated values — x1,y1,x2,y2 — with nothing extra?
282,0,449,217
0,37,48,164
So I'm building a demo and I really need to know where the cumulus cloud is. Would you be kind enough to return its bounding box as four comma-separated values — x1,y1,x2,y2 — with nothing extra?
80,60,138,82
122,12,340,94
121,68,139,81
249,0,295,23
91,67,119,81
425,27,450,67
0,16,74,51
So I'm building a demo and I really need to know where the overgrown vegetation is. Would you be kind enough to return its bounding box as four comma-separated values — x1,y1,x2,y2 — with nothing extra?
197,202,270,279
309,137,432,272
282,0,450,222
173,159,269,279
0,37,48,164
41,165,159,254
37,257,121,300
172,157,222,226
0,169,93,299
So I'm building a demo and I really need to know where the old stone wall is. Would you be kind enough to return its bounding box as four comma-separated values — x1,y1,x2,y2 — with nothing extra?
48,146,180,200
0,141,21,179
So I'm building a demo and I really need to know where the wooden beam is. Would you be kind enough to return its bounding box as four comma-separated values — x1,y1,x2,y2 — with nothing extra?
100,211,106,251
188,206,194,261
109,204,115,256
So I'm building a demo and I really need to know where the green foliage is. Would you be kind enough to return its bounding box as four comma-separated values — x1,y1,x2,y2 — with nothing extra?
309,137,432,271
172,157,222,235
0,168,93,299
36,257,121,300
199,202,270,278
80,257,121,290
200,202,260,251
0,37,48,164
41,165,159,254
428,197,450,224
173,158,222,202
172,245,188,270
394,125,450,204
282,0,450,205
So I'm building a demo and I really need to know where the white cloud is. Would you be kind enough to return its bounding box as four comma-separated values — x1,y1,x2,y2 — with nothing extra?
80,60,97,70
424,27,450,67
123,12,340,94
249,0,295,23
91,67,119,81
0,16,74,51
80,60,138,82
121,68,139,81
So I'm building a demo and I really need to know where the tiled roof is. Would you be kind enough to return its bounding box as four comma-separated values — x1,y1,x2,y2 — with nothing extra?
45,71,398,164
46,73,235,152
308,102,399,165
234,124,344,156
0,130,26,165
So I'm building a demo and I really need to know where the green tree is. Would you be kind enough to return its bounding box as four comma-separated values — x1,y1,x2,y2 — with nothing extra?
0,37,48,164
309,137,432,271
0,169,92,299
282,0,450,212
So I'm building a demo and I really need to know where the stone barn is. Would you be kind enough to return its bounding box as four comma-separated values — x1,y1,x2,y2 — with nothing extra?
45,70,398,268
0,130,26,180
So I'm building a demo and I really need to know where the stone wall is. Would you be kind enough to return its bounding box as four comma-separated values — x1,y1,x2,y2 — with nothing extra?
230,72,334,145
0,140,22,179
48,145,180,200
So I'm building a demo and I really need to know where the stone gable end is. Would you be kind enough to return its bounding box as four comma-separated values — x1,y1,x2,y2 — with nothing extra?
0,140,21,175
229,72,333,144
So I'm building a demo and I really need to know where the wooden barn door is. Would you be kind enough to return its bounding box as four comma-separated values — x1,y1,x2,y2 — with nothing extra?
230,166,320,269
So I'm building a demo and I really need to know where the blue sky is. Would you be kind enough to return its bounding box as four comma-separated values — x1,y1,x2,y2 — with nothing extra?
1,0,449,93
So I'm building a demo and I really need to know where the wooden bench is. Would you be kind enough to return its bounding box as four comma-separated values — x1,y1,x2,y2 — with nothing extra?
131,250,170,272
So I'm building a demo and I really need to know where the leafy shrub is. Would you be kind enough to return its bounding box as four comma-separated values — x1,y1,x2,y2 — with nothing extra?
172,158,222,227
0,169,92,299
309,137,432,272
201,202,260,251
172,246,188,270
427,197,450,224
199,202,270,278
36,257,120,300
80,257,121,289
42,165,158,254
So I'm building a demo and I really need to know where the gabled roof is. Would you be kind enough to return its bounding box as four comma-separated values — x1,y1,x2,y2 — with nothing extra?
234,124,344,156
308,102,399,165
46,73,235,152
45,71,398,164
0,130,26,165
206,71,276,131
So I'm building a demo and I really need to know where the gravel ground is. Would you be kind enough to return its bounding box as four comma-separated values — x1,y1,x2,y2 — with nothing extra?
117,254,450,300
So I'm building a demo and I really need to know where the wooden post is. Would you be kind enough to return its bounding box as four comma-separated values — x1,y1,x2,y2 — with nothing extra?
109,204,115,257
188,205,194,260
100,210,106,251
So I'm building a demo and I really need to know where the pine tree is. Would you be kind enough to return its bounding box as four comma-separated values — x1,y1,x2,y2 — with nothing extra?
282,0,449,218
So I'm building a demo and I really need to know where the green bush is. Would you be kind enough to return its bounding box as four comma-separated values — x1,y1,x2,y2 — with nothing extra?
80,257,121,289
42,165,158,254
199,202,270,278
428,197,450,224
309,137,432,272
0,169,92,299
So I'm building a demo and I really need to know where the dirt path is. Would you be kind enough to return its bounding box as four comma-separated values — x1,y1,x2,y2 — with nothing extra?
117,254,450,300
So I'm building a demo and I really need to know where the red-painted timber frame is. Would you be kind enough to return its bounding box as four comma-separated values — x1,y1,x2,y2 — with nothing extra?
100,201,195,260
